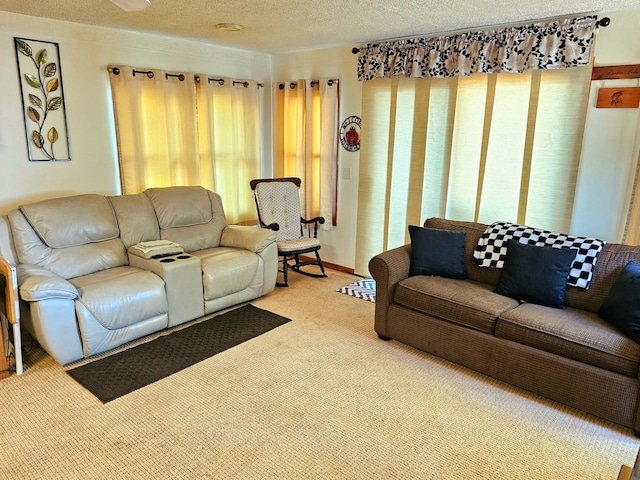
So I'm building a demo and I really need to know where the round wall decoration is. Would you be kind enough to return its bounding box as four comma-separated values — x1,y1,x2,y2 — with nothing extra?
340,116,361,152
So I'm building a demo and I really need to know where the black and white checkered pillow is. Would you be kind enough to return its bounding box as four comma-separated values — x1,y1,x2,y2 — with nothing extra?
472,221,605,289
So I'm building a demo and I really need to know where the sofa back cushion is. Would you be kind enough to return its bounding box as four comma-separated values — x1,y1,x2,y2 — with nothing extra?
425,217,640,314
109,193,160,248
8,195,128,279
564,243,640,313
144,186,227,252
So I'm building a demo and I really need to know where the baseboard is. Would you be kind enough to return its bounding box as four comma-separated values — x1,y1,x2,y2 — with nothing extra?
298,255,355,275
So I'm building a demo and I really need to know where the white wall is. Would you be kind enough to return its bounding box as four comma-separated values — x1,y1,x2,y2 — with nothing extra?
0,11,271,212
271,47,362,270
571,10,640,242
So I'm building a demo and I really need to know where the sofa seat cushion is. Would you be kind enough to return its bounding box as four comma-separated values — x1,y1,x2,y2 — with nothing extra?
496,303,640,377
70,266,168,330
395,277,520,333
192,247,259,301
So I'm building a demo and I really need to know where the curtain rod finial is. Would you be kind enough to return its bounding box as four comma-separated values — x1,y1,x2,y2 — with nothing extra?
596,17,610,28
352,47,360,54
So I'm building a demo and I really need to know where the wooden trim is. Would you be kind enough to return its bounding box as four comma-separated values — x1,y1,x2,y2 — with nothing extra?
0,257,20,376
0,258,18,329
618,464,632,480
324,261,355,275
0,322,8,380
299,255,355,275
0,258,15,380
592,64,640,81
249,177,301,191
618,448,640,480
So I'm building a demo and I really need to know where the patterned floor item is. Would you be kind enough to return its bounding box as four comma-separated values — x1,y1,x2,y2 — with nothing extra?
336,278,376,303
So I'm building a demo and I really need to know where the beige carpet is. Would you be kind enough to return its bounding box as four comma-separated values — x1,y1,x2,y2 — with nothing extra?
1,269,638,479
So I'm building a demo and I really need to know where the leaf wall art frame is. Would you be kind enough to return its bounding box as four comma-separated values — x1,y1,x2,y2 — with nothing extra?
14,37,71,161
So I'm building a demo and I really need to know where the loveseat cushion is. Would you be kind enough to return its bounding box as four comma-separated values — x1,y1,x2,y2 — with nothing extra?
9,206,128,279
109,193,160,249
145,186,213,229
70,266,168,330
496,303,640,377
9,200,128,280
192,247,259,301
144,187,227,252
394,276,519,333
20,194,119,248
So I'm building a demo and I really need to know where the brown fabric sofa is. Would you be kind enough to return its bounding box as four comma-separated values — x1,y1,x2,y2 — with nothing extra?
369,217,640,434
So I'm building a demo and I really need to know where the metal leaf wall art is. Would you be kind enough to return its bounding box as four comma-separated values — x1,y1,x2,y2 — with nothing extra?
14,38,71,161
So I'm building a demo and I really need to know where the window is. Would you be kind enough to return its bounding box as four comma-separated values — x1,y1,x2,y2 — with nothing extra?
355,66,592,275
272,79,339,227
108,66,261,224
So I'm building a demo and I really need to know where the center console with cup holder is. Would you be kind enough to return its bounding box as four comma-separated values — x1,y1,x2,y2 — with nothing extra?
130,252,205,327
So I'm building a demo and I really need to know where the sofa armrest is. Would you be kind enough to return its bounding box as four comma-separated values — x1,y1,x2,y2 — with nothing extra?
220,225,277,253
368,244,412,337
16,264,78,302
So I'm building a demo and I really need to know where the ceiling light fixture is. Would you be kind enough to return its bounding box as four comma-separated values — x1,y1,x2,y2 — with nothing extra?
110,0,151,12
215,23,244,32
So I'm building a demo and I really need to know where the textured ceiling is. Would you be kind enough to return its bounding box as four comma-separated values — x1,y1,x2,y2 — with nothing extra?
0,0,638,53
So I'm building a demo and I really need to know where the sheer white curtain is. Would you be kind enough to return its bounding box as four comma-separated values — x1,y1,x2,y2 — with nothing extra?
108,66,199,193
109,67,262,224
196,77,262,224
272,79,339,227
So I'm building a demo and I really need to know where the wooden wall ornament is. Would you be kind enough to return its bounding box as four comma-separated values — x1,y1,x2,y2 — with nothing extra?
596,87,640,109
591,64,640,81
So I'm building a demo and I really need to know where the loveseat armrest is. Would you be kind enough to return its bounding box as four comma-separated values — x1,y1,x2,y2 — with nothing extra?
16,264,78,302
368,244,412,337
220,225,277,253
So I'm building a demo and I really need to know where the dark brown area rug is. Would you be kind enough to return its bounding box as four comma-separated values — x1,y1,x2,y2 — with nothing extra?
66,304,291,403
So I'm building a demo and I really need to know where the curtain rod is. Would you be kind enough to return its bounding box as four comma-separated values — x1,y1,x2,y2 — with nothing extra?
351,16,610,54
277,79,338,89
108,67,264,87
194,76,264,87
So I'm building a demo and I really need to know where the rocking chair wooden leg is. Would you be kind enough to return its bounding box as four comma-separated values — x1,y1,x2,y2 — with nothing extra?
282,255,289,287
315,251,327,277
276,255,290,288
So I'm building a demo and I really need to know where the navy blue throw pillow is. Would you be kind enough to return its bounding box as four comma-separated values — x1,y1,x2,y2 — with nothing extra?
493,239,577,308
599,261,640,344
408,225,466,279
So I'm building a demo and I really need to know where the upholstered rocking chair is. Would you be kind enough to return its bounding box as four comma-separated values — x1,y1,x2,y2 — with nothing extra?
250,177,327,287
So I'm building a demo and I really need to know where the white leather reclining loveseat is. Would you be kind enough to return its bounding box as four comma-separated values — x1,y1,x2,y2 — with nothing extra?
0,186,278,365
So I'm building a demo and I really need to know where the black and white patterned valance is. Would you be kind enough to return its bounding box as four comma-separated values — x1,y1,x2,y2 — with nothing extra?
473,221,605,289
357,16,597,81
